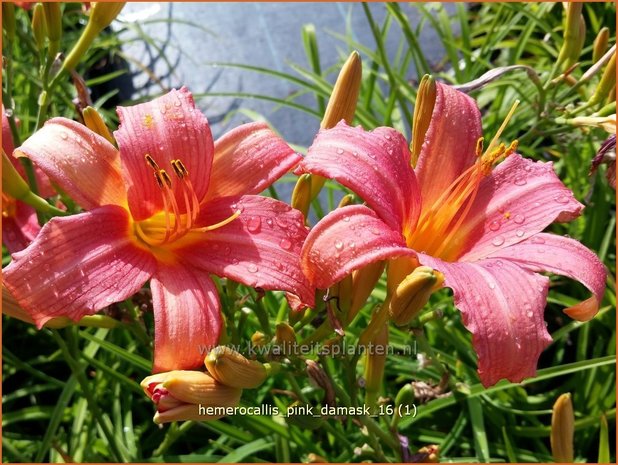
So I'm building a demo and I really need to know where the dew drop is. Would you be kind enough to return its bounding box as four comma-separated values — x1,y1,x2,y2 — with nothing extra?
513,214,525,224
371,228,380,235
60,131,68,140
488,282,496,290
531,236,545,245
348,241,356,248
280,238,292,250
513,176,527,186
554,194,570,204
336,148,344,155
488,220,501,231
334,240,344,251
526,310,534,318
515,230,525,237
173,100,182,107
266,218,274,227
492,236,505,246
246,216,261,233
342,215,350,222
247,264,258,273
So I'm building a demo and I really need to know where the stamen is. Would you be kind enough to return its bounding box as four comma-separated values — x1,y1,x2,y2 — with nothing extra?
171,159,184,179
145,154,160,170
484,100,519,157
193,210,242,232
159,170,172,189
153,170,164,189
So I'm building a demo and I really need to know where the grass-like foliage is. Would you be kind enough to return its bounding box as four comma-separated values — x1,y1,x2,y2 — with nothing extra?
2,2,615,463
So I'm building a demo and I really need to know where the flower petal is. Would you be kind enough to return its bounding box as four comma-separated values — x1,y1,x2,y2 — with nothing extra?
204,122,301,201
415,82,482,209
298,122,421,231
177,195,314,307
14,118,126,209
115,87,214,221
419,254,552,387
2,201,39,254
3,205,155,327
301,205,413,289
150,264,222,373
457,155,584,262
486,233,606,321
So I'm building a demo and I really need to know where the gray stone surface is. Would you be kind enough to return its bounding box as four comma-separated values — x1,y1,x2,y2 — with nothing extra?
117,3,453,145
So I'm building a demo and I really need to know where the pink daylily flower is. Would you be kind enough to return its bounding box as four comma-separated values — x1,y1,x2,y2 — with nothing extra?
297,82,607,387
3,88,313,372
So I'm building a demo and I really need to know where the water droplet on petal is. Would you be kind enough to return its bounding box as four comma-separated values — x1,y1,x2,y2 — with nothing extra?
554,194,570,204
266,218,274,227
489,220,501,231
492,236,505,246
513,176,527,186
60,131,68,140
515,230,525,237
246,216,261,233
342,216,350,222
371,228,380,235
531,236,545,244
336,148,344,155
488,282,496,289
247,264,258,273
280,238,292,250
526,310,534,318
334,240,344,251
513,214,525,224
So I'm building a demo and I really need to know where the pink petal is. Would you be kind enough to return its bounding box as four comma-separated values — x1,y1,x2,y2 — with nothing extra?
457,155,584,262
177,195,314,307
419,254,552,387
486,233,606,321
415,82,482,209
151,264,222,372
14,118,127,209
3,205,156,327
115,88,214,221
204,122,302,201
298,122,421,232
301,205,413,289
2,201,40,254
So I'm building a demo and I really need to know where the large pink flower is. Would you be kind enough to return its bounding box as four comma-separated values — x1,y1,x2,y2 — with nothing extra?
297,82,606,387
3,88,313,372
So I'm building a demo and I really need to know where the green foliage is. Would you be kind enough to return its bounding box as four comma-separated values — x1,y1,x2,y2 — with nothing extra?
2,2,615,463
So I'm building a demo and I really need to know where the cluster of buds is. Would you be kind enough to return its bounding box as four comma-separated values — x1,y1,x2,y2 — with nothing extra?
141,346,270,424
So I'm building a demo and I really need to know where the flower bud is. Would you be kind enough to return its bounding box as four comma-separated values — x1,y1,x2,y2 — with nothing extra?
309,50,363,202
83,106,115,144
551,393,574,463
205,346,267,389
589,51,616,106
391,383,415,428
141,370,241,424
31,3,47,51
307,453,328,463
306,360,335,406
363,324,388,409
43,2,62,58
349,260,385,321
566,115,616,134
2,3,16,41
275,322,297,345
411,75,437,165
593,27,610,64
337,193,355,208
415,445,440,463
89,2,126,31
389,266,444,326
291,173,312,219
557,3,584,69
251,330,268,347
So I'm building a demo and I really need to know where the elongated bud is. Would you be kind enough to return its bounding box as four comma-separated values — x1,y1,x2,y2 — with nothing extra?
43,2,62,58
329,274,353,321
307,453,328,463
363,324,388,409
205,346,267,389
393,384,415,429
62,2,126,73
2,150,31,201
141,370,241,424
349,260,385,320
2,2,16,41
411,75,437,166
307,51,363,201
31,4,48,51
557,3,584,69
306,360,335,406
83,106,115,144
589,52,616,106
551,393,574,463
593,27,610,64
291,173,312,218
389,266,444,326
563,115,616,134
337,193,355,208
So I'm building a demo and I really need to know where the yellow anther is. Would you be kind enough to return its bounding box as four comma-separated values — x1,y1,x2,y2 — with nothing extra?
171,160,184,179
153,170,164,189
175,159,189,176
475,137,484,158
145,154,159,170
503,212,511,220
159,170,172,189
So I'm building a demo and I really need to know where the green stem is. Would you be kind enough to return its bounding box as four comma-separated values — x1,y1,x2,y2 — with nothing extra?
153,421,195,456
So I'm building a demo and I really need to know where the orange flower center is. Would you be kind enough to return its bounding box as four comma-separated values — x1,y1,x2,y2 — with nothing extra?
135,155,239,248
406,101,520,262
